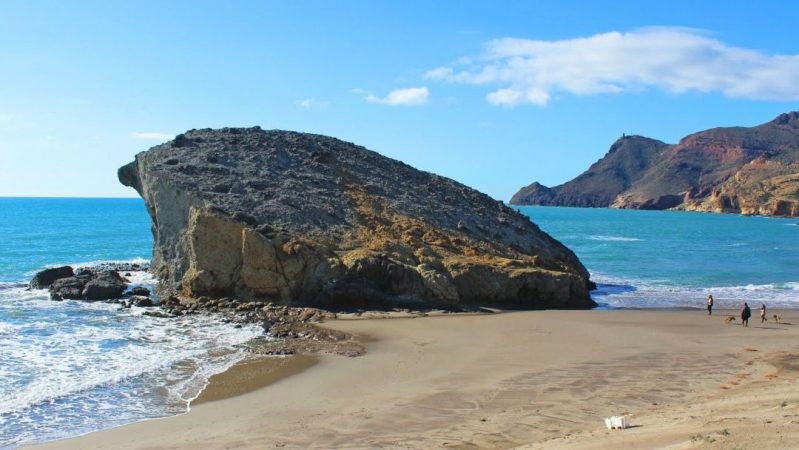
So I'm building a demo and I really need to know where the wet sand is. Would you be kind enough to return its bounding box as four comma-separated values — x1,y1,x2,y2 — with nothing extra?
192,354,317,405
28,309,799,449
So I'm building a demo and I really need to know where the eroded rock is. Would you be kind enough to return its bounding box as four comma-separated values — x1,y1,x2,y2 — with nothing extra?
120,128,595,309
30,266,74,289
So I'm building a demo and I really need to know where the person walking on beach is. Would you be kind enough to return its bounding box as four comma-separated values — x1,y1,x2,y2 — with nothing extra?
706,294,714,315
741,302,751,327
760,304,767,323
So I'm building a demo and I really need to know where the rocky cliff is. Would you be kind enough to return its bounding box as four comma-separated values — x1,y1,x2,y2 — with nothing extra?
119,128,595,310
510,112,799,217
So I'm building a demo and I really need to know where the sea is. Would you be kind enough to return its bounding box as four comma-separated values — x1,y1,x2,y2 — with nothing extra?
0,198,797,447
0,198,262,448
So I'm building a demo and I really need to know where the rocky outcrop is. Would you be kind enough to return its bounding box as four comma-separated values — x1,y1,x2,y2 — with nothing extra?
81,271,128,300
511,112,799,217
119,128,595,310
30,266,75,289
48,269,128,301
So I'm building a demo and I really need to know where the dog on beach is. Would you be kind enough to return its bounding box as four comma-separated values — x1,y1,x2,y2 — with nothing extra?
724,315,737,324
604,414,632,430
773,314,781,324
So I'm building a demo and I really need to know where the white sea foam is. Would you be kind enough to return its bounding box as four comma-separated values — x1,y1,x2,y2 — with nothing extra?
21,257,151,279
590,272,799,309
0,259,263,447
0,306,260,415
587,235,642,242
70,257,150,268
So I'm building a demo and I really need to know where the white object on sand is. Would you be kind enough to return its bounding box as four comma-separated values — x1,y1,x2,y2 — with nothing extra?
604,414,630,430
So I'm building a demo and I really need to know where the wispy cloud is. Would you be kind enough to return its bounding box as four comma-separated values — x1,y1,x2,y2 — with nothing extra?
297,98,330,109
426,27,799,106
131,131,174,140
352,87,430,106
0,113,13,122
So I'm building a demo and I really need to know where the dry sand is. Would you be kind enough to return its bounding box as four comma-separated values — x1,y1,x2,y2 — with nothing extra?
29,309,799,449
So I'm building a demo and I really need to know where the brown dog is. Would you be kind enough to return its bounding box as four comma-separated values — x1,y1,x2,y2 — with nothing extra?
773,314,781,324
725,315,737,324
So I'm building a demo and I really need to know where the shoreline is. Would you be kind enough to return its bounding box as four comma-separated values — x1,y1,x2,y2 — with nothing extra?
191,354,318,406
26,308,799,449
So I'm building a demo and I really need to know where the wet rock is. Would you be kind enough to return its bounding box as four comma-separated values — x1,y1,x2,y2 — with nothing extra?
49,277,85,300
82,261,151,273
82,271,128,300
129,286,151,297
30,266,75,289
129,295,154,307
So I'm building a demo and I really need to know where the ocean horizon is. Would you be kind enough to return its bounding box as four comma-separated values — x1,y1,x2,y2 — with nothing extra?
0,198,797,447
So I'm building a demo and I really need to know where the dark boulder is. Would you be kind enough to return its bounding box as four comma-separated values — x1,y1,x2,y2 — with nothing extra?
129,286,151,297
74,269,95,281
30,266,74,289
129,295,154,307
49,277,86,300
82,271,128,300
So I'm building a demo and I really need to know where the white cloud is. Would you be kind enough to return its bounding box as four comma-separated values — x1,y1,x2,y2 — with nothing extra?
353,87,430,106
297,98,330,109
426,27,799,106
131,131,174,140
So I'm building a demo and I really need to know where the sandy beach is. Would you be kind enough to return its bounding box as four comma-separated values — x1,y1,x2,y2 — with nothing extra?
30,309,799,449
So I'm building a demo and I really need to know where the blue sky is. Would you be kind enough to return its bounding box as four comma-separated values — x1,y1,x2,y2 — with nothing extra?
1,0,798,200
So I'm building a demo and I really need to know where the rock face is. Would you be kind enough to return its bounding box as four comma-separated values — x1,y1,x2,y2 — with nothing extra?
511,112,799,217
119,128,595,310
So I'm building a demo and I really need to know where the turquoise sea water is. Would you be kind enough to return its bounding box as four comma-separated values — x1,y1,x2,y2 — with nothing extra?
520,206,799,309
0,198,152,281
0,198,261,448
0,198,796,447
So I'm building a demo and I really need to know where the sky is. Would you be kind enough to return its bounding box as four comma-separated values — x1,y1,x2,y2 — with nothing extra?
1,0,799,200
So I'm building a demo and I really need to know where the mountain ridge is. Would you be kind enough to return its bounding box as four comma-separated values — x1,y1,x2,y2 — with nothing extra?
510,112,799,217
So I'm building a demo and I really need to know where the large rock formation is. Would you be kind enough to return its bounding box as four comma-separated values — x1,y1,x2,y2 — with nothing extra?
119,128,595,310
511,112,799,217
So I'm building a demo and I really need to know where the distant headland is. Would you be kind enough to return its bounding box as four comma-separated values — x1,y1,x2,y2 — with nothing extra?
511,111,799,217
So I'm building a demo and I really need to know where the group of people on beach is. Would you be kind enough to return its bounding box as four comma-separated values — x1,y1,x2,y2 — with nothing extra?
706,294,766,327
